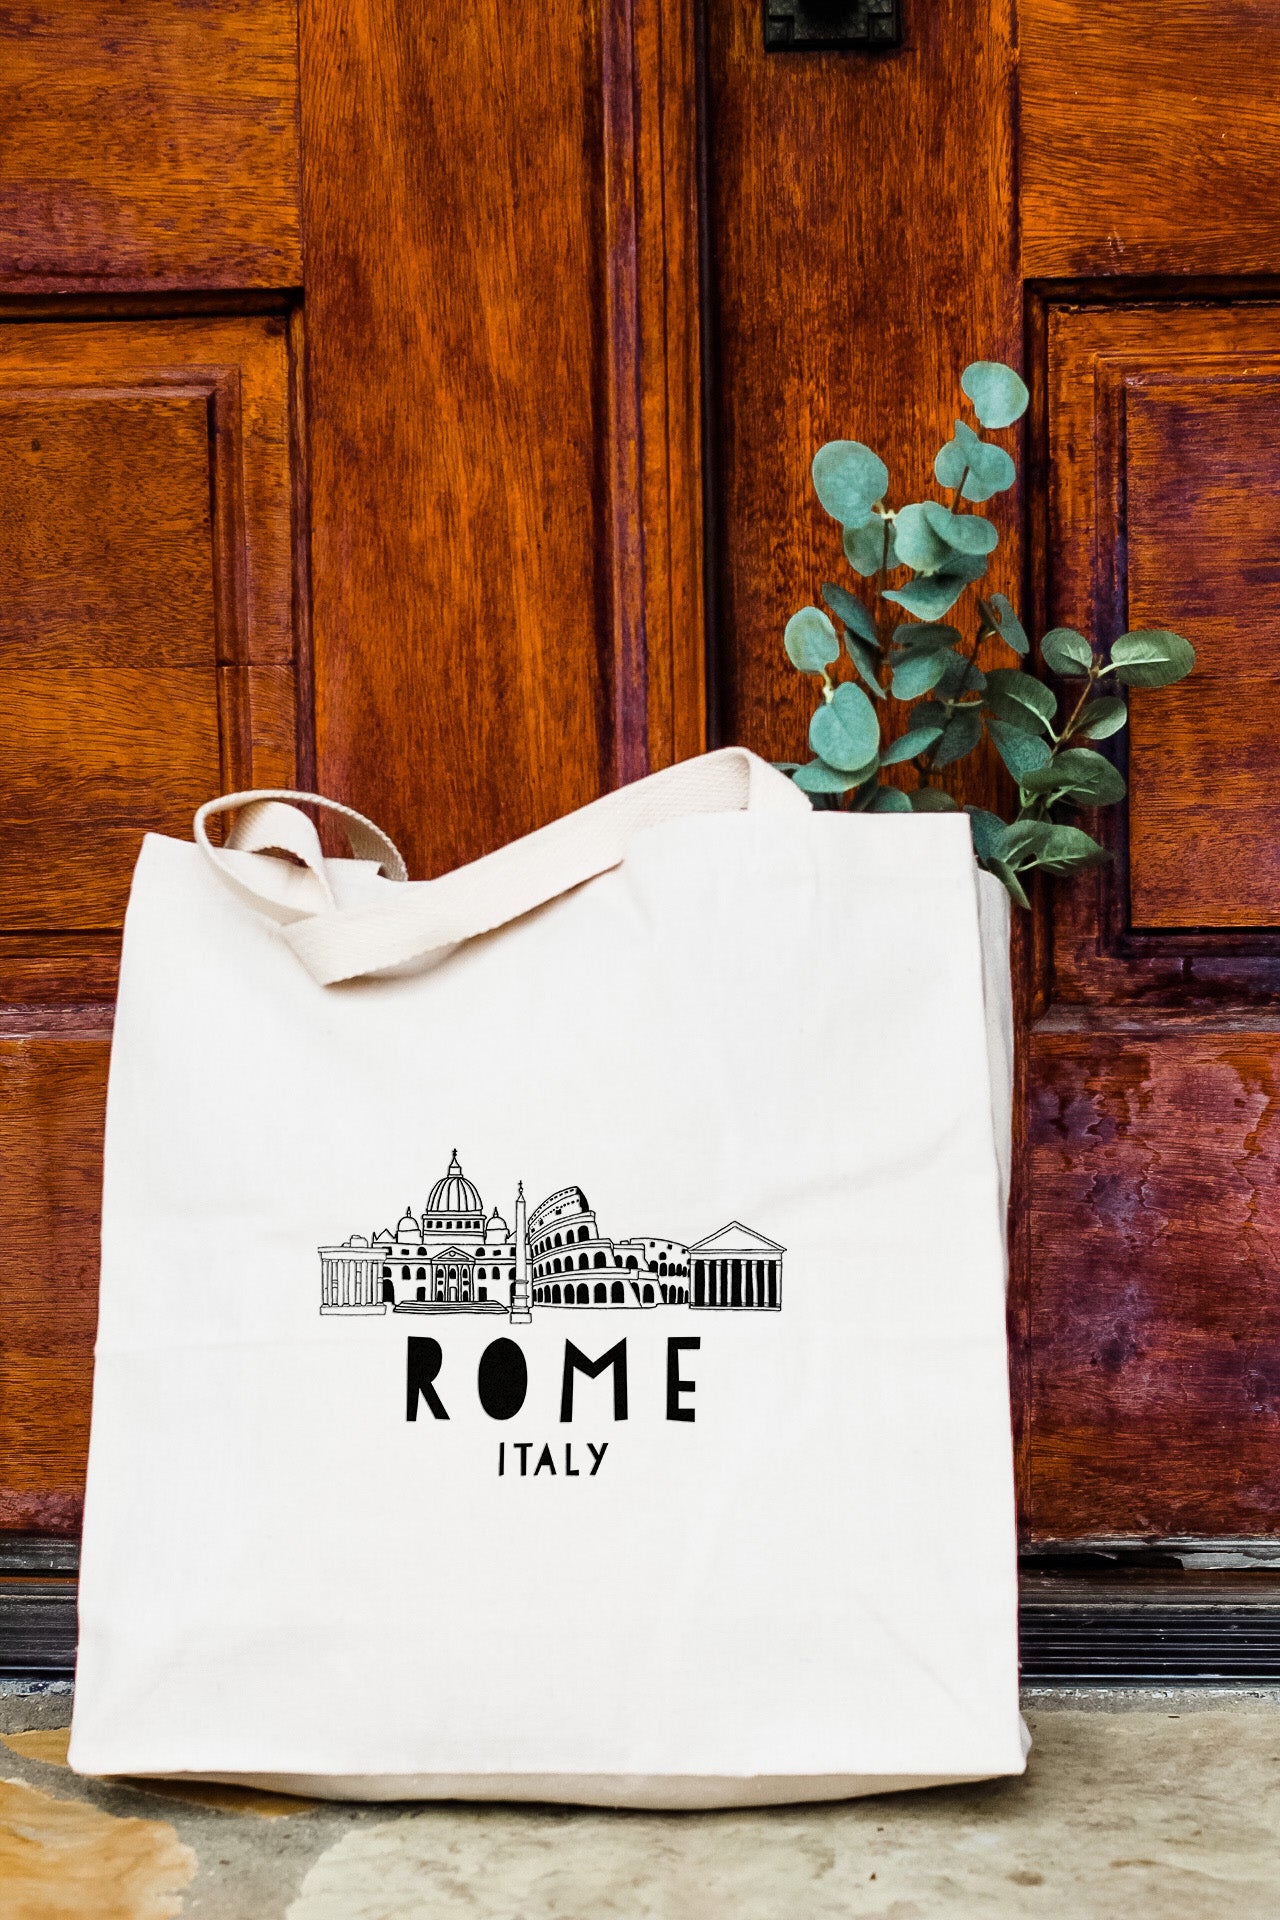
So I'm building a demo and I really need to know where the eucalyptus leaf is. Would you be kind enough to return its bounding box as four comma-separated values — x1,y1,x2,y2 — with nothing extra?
880,723,944,764
935,651,986,699
965,806,1009,862
1032,824,1111,873
1001,819,1108,873
868,784,912,813
891,622,961,653
1108,629,1196,688
1041,626,1094,677
846,632,887,698
1070,696,1128,741
809,680,881,771
934,419,1016,502
890,648,950,701
821,580,878,646
983,591,1028,655
893,502,955,574
843,517,897,576
931,704,984,767
884,551,987,620
784,606,840,675
985,667,1057,730
792,757,865,794
908,786,959,812
982,857,1031,910
961,360,1029,430
999,819,1055,865
988,717,1054,780
1021,746,1126,805
811,441,889,529
910,700,949,733
920,500,999,556
847,772,884,812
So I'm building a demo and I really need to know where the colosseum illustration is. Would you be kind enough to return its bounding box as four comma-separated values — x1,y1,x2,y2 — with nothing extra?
318,1151,783,1321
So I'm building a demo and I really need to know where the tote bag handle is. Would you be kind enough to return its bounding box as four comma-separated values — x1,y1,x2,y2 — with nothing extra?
194,747,810,986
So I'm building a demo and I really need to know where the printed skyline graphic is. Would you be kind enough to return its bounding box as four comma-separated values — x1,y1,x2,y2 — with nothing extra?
319,1151,784,1321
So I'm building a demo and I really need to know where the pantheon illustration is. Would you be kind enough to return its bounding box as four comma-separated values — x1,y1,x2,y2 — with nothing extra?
319,1151,783,1321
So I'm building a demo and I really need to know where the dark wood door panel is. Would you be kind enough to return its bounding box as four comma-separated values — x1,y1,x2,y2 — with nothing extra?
0,316,303,1534
1044,301,1280,1003
0,0,301,293
1021,0,1280,280
1026,1019,1280,1539
297,0,705,879
0,1032,109,1536
0,315,299,1002
703,0,1018,811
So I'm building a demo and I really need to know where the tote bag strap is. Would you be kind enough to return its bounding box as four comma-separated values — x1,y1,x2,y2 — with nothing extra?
194,748,809,986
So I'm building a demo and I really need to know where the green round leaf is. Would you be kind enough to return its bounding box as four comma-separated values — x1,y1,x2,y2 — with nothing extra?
1041,627,1094,677
893,502,954,574
784,606,839,675
931,705,984,768
811,441,889,529
920,500,999,557
891,648,950,701
880,722,945,764
792,758,867,794
884,552,988,621
935,420,1016,502
961,361,1030,430
985,667,1057,731
809,680,881,771
845,632,887,698
988,717,1053,780
936,652,985,699
868,784,912,813
892,622,961,653
1070,697,1127,741
908,786,959,812
965,806,1010,862
843,517,897,576
1021,746,1126,805
1108,629,1196,688
821,581,878,646
981,857,1031,909
1033,824,1111,873
985,592,1028,655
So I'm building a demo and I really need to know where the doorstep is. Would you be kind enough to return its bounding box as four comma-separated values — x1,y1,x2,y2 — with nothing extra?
2,1683,1278,1919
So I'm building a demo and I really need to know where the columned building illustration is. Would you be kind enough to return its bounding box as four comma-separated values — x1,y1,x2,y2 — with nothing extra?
320,1154,784,1317
688,1222,784,1310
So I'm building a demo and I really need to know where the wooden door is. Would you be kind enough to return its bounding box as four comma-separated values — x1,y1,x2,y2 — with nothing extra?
2,0,1278,1618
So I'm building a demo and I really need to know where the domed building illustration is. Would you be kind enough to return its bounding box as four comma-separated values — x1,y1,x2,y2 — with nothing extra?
319,1150,782,1319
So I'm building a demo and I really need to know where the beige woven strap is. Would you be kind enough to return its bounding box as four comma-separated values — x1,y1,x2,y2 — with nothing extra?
193,791,409,928
194,750,809,986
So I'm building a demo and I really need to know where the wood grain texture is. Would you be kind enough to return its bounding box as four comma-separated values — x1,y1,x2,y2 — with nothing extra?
299,0,704,877
0,317,297,956
1045,302,1280,996
0,1036,109,1535
1020,0,1280,280
1027,1020,1280,1537
704,0,1019,807
0,0,301,292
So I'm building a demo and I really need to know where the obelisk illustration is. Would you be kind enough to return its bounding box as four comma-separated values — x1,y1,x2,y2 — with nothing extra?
510,1180,531,1323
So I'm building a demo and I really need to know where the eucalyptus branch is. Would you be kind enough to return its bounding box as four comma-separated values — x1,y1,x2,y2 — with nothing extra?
777,360,1194,881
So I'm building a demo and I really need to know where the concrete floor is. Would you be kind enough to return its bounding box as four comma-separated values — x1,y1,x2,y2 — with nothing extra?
3,1683,1279,1918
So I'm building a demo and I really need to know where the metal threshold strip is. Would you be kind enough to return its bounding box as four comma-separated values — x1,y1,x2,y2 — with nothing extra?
7,1543,1280,1684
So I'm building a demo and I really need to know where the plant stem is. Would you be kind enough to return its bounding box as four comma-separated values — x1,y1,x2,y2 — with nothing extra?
1057,662,1102,742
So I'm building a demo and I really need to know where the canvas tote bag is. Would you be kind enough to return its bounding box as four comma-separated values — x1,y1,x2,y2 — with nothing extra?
69,746,1025,1807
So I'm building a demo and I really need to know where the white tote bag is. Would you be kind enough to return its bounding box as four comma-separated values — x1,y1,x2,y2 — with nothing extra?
70,747,1024,1807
